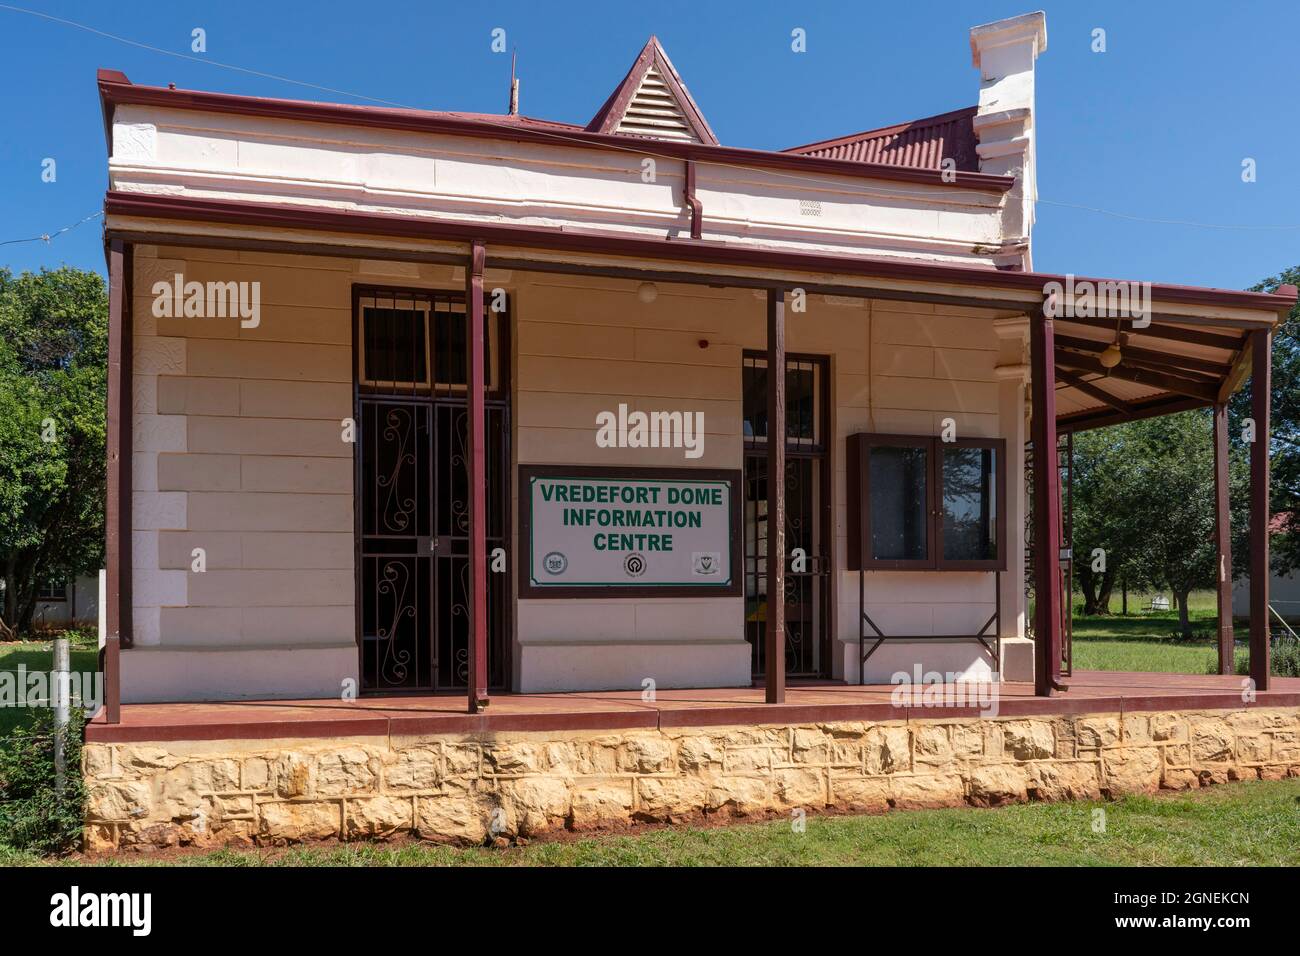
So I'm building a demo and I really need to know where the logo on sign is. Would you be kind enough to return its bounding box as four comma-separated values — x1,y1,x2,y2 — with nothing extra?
692,551,721,576
542,552,568,575
623,553,647,577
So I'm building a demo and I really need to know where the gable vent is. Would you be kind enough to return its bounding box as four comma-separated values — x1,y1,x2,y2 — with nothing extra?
614,67,701,142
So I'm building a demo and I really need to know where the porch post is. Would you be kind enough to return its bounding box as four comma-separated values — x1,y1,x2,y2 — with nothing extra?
1212,403,1235,674
1029,307,1063,696
103,238,132,724
765,288,786,704
465,241,490,712
1249,330,1272,691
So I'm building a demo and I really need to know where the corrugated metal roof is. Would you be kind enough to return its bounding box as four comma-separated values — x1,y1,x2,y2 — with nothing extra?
784,106,980,172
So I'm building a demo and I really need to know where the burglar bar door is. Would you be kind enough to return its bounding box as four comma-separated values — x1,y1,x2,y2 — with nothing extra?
355,288,510,693
742,353,831,679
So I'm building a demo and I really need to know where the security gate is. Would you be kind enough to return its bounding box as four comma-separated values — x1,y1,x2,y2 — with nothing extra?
354,288,509,692
742,353,832,679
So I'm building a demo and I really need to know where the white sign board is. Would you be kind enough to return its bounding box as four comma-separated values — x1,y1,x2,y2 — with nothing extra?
523,469,738,593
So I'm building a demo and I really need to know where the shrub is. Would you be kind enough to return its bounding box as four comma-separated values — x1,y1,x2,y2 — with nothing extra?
0,709,86,855
1212,637,1300,679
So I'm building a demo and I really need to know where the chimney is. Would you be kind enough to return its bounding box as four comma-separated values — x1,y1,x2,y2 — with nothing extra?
970,11,1047,269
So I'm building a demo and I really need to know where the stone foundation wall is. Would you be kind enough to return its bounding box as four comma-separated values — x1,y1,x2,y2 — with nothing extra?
82,706,1300,851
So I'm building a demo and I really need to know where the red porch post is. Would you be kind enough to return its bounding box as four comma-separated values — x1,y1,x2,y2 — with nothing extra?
1212,403,1235,674
103,238,132,723
1030,307,1064,696
765,288,786,704
465,241,490,712
1249,330,1272,691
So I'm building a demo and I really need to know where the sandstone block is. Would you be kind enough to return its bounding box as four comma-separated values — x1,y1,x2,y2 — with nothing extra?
891,774,965,809
87,782,152,821
1003,720,1054,760
1028,761,1101,801
387,748,442,791
258,801,341,842
622,735,675,773
316,748,377,795
865,726,911,774
1075,716,1120,750
676,735,723,770
1104,748,1161,795
570,779,633,829
636,776,708,822
831,775,891,812
967,764,1027,807
416,794,489,845
346,796,414,839
705,777,770,815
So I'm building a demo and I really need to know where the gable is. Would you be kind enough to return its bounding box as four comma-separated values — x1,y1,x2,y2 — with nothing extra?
587,36,717,145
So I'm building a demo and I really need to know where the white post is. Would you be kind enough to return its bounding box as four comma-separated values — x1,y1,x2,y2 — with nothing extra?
52,637,70,796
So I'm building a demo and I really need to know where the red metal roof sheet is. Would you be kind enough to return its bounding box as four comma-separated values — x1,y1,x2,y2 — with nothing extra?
785,106,980,172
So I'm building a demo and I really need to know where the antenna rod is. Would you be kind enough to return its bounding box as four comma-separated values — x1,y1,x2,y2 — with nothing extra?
508,49,519,116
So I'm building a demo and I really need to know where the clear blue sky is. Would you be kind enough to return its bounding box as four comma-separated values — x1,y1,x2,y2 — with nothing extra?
2,0,1297,290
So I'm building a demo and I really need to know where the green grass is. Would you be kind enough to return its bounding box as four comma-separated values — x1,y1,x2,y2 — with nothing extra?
3,777,1296,867
0,639,100,735
1069,589,1228,674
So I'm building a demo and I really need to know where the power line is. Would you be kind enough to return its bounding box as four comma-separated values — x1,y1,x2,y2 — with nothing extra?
0,211,103,248
4,4,1299,235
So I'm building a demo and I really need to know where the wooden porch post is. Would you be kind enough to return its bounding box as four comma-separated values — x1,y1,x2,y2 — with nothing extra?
765,288,786,704
1249,329,1272,691
1029,307,1063,697
1213,403,1235,674
103,239,132,724
465,241,490,712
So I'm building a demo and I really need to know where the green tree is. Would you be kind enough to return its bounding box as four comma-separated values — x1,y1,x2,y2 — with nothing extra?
1069,411,1236,635
0,267,107,639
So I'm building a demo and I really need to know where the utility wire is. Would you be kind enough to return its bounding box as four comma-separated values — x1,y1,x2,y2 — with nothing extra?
4,3,1299,234
0,211,103,248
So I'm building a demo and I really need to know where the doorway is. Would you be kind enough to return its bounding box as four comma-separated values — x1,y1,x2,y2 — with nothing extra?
742,352,832,679
353,288,510,692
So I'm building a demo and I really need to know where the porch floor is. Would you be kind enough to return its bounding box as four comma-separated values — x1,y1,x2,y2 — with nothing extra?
87,670,1300,743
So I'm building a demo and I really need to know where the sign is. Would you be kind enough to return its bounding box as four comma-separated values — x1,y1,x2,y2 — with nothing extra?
520,466,742,597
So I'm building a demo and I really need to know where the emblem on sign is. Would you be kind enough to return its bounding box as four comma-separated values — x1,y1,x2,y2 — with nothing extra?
623,553,647,577
542,552,568,575
692,551,720,576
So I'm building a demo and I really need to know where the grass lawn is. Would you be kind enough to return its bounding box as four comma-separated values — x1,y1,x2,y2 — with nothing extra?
1069,589,1231,674
0,638,100,735
2,777,1296,867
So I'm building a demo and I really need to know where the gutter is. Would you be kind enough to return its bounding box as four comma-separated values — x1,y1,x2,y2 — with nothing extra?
101,191,1298,317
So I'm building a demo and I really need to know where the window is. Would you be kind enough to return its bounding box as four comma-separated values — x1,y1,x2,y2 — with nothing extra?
847,434,1005,571
37,580,68,601
742,355,822,448
357,291,502,395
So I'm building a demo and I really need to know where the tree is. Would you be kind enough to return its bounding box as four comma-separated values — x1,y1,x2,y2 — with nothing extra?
0,267,107,639
1071,426,1155,614
1069,411,1236,635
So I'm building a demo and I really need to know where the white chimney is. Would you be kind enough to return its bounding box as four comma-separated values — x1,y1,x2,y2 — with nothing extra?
970,11,1047,270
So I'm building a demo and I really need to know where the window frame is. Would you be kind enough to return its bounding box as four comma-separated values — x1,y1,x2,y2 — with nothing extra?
848,433,1006,572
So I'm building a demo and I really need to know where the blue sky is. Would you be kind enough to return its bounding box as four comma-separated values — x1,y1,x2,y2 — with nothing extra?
2,0,1297,290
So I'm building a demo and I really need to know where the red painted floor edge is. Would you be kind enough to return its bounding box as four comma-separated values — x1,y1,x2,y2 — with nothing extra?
84,672,1300,744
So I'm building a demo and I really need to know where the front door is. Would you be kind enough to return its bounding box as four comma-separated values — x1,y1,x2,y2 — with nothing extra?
742,353,831,679
354,288,510,692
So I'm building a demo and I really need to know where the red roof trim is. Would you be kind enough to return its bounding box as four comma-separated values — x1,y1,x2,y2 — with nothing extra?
587,36,719,145
102,191,1297,315
96,69,1015,193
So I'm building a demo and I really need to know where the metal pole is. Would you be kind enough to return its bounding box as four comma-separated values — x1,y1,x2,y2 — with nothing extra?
53,637,70,796
765,288,786,704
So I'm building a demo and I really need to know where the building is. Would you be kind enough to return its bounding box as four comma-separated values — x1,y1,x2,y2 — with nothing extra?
82,10,1300,851
94,10,1290,711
